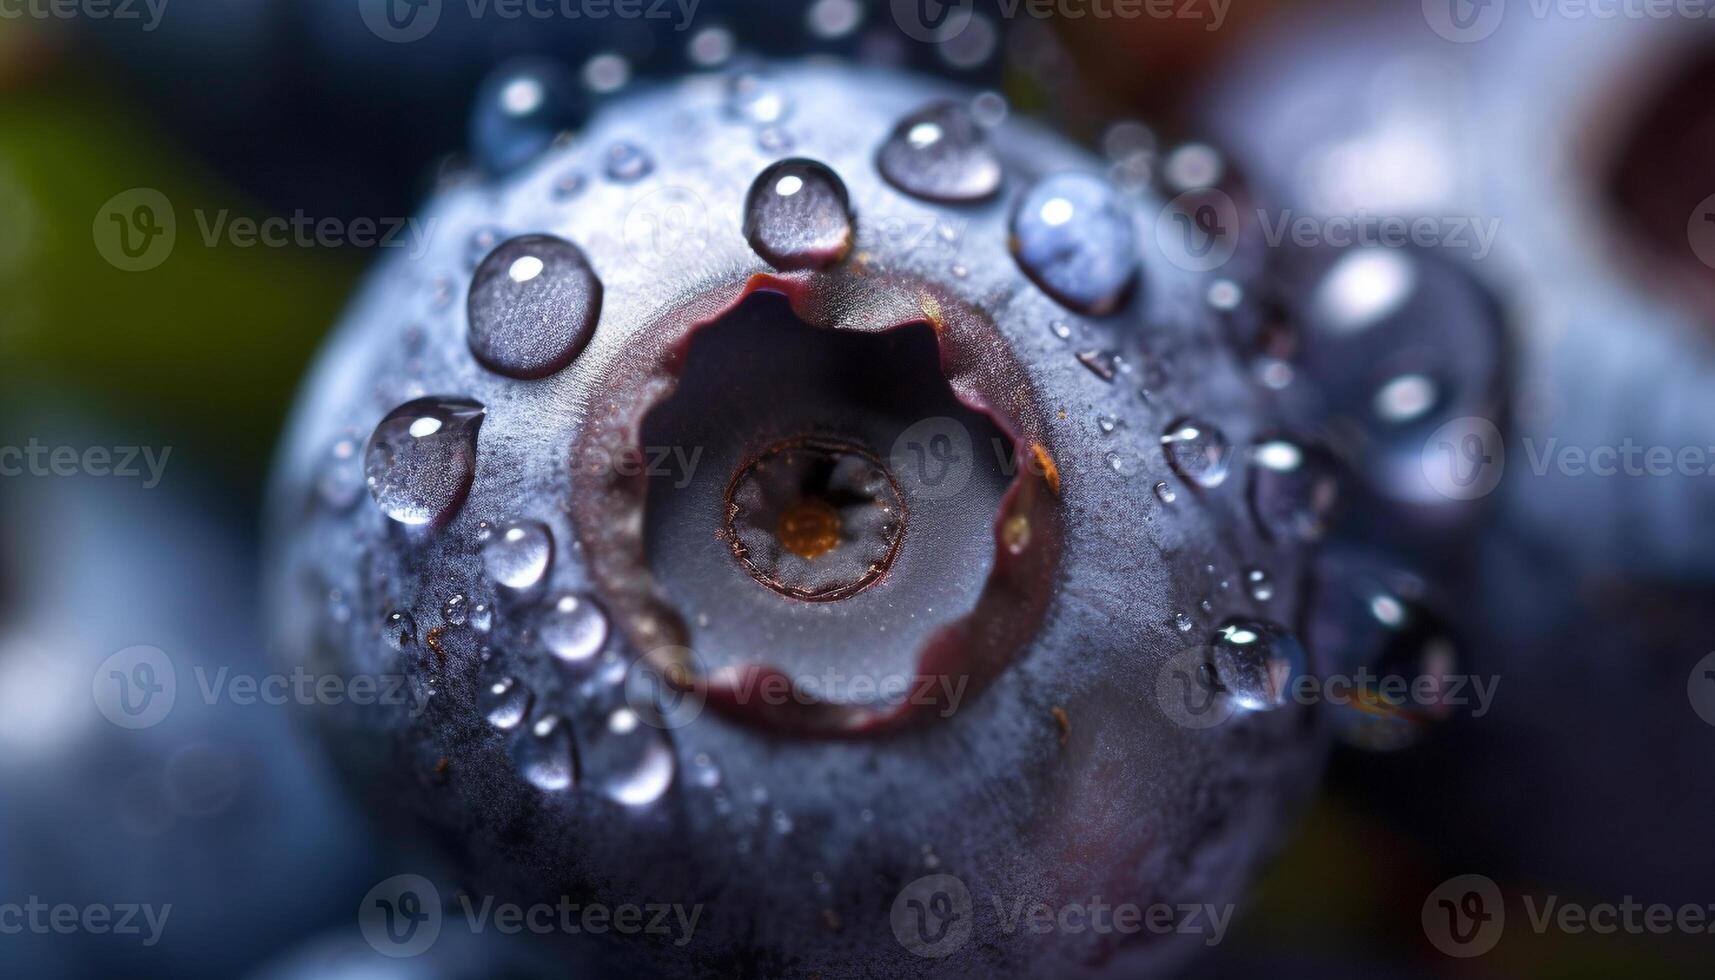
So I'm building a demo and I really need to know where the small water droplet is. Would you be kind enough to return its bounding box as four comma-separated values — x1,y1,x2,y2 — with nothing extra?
692,752,722,788
604,141,653,182
877,102,1002,203
582,52,630,94
550,170,587,201
365,398,485,526
316,436,364,510
772,809,795,835
1373,372,1441,425
756,125,794,153
471,602,493,632
1207,279,1243,311
1096,413,1120,435
1246,569,1275,602
688,26,735,67
1248,439,1340,543
806,0,863,38
514,713,576,791
441,593,469,626
1174,611,1194,633
743,159,853,271
1160,418,1232,489
587,707,676,807
468,234,603,380
725,70,792,125
483,519,554,589
541,592,608,663
971,90,1009,128
1154,481,1178,505
1011,173,1139,315
1076,349,1119,383
383,610,416,650
1048,320,1072,342
1209,619,1306,712
471,60,583,177
480,674,532,731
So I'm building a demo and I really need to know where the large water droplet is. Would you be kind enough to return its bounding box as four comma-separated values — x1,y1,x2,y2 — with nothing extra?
467,234,603,380
483,519,554,589
513,713,576,791
1248,439,1341,543
480,674,533,731
743,159,853,271
585,707,676,807
1011,173,1139,315
470,60,584,178
541,592,608,663
1209,619,1305,712
876,102,1002,203
364,398,485,526
1160,418,1231,490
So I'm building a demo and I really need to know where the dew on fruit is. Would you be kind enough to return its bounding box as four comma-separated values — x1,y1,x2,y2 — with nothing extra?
1154,481,1178,505
1246,568,1275,602
541,592,608,663
1209,619,1305,712
364,397,485,526
1373,372,1440,424
1160,417,1232,490
471,60,583,177
1248,438,1339,543
483,519,554,589
585,707,675,807
757,126,793,153
316,435,364,510
440,593,469,627
471,601,493,632
582,53,630,95
1076,349,1119,382
688,27,735,67
480,673,532,731
725,70,792,125
383,610,416,650
550,170,587,201
604,141,654,182
876,102,1002,203
513,713,576,791
743,159,854,271
806,0,863,38
1207,279,1243,312
1048,320,1072,341
692,753,721,788
1011,172,1138,315
468,234,603,380
1096,413,1120,435
1174,611,1194,633
971,90,1009,127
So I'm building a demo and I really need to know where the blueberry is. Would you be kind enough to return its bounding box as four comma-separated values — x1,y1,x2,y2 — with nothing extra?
267,63,1323,975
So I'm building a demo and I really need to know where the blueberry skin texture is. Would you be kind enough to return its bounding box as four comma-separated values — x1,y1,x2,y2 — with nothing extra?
266,63,1324,977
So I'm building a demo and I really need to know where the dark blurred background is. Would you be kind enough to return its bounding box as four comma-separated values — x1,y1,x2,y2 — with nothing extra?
3,1,1713,976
